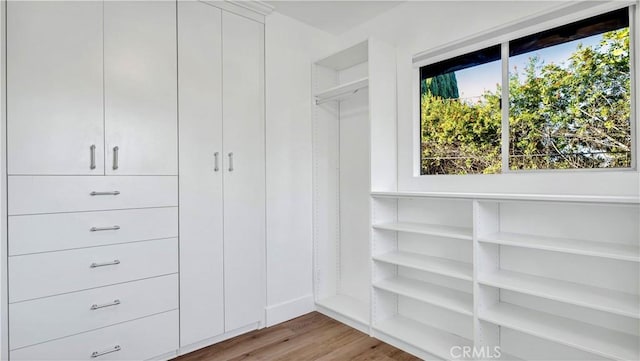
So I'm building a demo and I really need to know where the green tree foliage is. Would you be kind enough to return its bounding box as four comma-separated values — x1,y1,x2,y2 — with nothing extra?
422,73,460,99
421,28,631,175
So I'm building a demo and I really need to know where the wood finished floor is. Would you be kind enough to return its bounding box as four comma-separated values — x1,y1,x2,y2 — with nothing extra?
175,312,421,361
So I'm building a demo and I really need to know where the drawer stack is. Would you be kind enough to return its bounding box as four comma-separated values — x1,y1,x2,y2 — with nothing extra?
7,176,179,361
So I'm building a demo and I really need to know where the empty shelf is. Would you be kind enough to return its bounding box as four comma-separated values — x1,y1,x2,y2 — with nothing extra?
373,222,472,240
314,77,368,104
480,303,639,361
373,251,472,281
375,277,472,316
479,232,640,262
479,270,639,318
375,316,472,360
316,294,368,325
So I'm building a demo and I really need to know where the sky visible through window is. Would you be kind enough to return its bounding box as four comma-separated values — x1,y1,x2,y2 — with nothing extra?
455,34,604,103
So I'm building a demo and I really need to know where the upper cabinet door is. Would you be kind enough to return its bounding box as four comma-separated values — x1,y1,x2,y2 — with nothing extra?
7,1,104,175
104,1,177,175
222,11,266,332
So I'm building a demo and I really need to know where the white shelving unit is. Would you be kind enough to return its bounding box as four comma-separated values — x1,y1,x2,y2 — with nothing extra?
312,39,396,334
371,196,475,360
368,192,639,360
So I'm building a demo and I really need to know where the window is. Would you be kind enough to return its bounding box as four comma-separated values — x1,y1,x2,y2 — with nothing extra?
420,46,502,175
419,7,633,175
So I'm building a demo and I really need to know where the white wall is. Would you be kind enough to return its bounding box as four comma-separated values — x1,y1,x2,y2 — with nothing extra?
336,1,640,197
264,12,336,326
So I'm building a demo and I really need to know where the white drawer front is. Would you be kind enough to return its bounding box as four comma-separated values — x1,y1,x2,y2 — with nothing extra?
9,207,178,255
9,238,177,303
10,310,178,361
10,274,178,350
8,176,177,215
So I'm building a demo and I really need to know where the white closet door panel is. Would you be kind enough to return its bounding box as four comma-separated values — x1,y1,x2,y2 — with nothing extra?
222,11,266,331
8,176,177,215
178,1,224,346
8,238,177,303
7,1,104,175
9,274,178,350
10,310,178,361
104,1,177,175
9,207,178,256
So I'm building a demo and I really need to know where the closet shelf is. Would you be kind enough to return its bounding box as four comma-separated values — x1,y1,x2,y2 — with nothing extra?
373,222,472,241
314,77,368,104
374,277,472,316
478,269,639,318
479,303,639,361
374,316,472,361
479,232,640,262
373,251,472,281
370,191,640,204
316,294,368,326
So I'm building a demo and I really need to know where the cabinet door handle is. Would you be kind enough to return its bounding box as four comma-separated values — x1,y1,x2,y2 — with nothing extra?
90,145,96,170
90,226,121,232
91,345,121,358
214,152,220,172
90,260,120,268
228,152,234,172
90,299,121,310
112,146,119,170
90,191,120,196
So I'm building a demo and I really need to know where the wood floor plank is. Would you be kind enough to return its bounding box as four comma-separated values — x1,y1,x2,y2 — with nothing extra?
175,312,420,361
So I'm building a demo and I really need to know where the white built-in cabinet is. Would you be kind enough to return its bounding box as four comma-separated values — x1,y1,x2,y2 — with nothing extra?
370,193,639,361
178,0,266,350
5,0,266,359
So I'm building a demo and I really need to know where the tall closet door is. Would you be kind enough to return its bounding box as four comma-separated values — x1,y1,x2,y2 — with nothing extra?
104,1,177,175
7,1,104,175
222,12,266,331
177,1,224,347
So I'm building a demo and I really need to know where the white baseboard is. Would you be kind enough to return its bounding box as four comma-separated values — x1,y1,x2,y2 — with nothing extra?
265,294,315,327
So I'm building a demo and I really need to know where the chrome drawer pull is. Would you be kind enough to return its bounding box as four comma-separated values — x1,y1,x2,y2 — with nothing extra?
90,260,120,268
91,345,121,358
90,226,121,232
112,146,119,170
90,299,120,310
90,191,120,196
214,152,220,172
90,145,96,170
228,152,234,172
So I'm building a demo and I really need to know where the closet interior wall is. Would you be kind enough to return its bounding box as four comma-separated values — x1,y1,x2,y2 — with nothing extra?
312,39,397,333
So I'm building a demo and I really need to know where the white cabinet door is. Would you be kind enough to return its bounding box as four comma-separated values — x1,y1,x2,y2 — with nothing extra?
7,1,104,175
222,11,266,331
178,1,225,347
104,1,177,175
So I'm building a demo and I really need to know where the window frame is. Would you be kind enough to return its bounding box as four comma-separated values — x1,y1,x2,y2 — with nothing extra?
413,2,637,176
